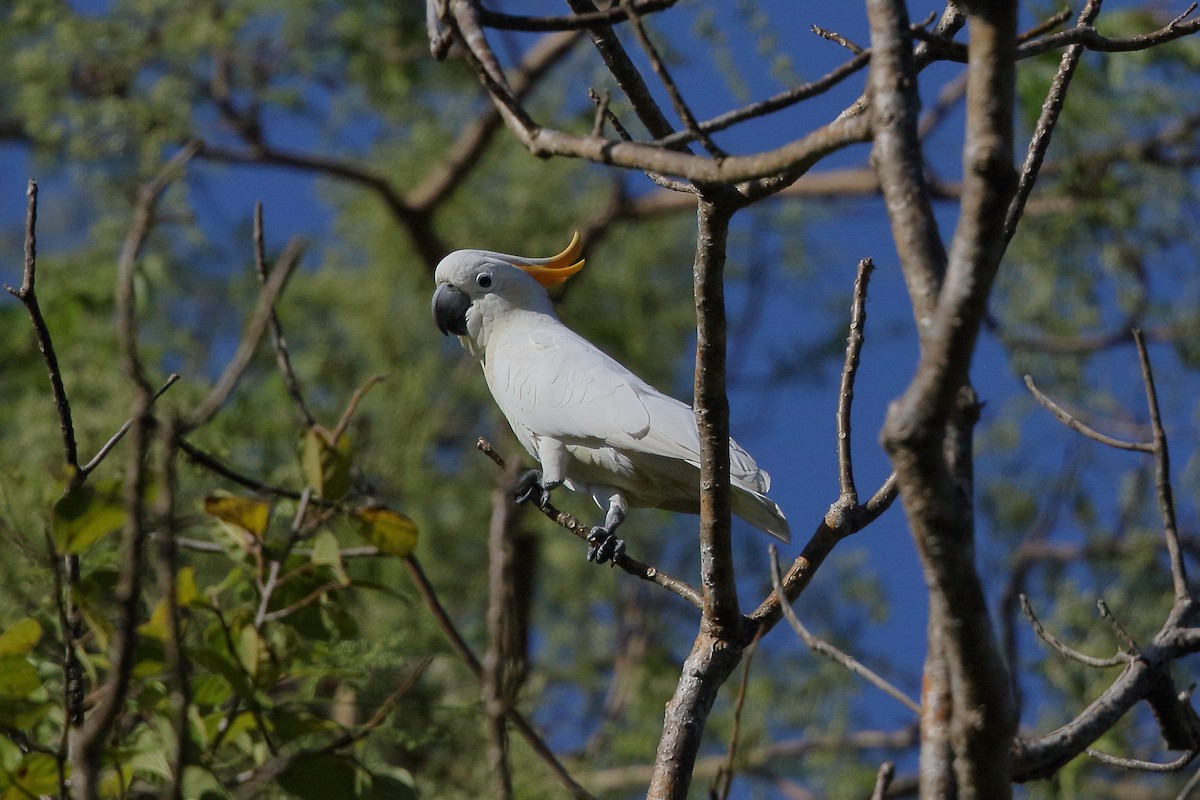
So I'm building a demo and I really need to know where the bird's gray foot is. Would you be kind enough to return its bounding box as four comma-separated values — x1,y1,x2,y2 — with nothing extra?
514,469,553,510
586,500,626,565
586,528,626,565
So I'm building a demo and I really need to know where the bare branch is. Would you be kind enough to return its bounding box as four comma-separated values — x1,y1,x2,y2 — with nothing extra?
6,180,79,470
811,24,865,55
403,557,596,800
254,488,314,629
476,438,702,607
179,439,303,500
870,761,896,800
1020,594,1129,669
710,625,764,800
867,0,946,336
770,546,922,715
693,195,740,629
80,373,180,476
1002,0,1101,250
184,236,305,429
1084,747,1197,772
836,258,873,501
1024,374,1152,452
655,51,870,150
476,0,679,31
484,460,521,800
619,0,724,158
1133,329,1190,603
331,374,386,444
254,203,316,428
914,10,1200,61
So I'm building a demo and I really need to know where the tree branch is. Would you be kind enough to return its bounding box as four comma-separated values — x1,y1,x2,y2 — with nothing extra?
5,180,79,471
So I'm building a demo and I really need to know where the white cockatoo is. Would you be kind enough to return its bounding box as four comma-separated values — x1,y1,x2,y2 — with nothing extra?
432,233,790,562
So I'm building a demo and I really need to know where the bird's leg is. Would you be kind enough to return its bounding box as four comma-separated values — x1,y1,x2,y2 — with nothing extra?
587,495,627,565
513,469,558,510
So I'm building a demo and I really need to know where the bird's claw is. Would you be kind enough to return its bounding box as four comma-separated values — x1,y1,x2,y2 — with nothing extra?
514,469,552,510
586,527,626,566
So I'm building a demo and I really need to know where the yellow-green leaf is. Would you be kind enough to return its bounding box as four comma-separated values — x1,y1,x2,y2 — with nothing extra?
348,507,417,557
299,427,352,501
237,626,260,678
203,493,270,538
0,657,39,697
0,619,41,658
311,531,349,585
52,479,125,554
176,567,198,607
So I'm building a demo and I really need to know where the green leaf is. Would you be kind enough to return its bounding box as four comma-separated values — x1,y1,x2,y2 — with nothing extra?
299,427,352,501
180,766,229,800
311,530,349,585
52,479,125,553
0,619,41,657
237,626,260,678
190,673,232,707
177,566,198,607
203,493,271,538
347,506,417,557
277,753,359,800
6,752,59,797
0,658,40,697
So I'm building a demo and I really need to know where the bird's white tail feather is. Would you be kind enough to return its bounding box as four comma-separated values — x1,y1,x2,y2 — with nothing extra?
731,484,790,543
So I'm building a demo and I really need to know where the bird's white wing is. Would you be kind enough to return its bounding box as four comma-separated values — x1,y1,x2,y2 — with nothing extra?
491,328,655,446
491,328,765,489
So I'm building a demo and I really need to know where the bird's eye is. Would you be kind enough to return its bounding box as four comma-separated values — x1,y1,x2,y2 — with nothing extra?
476,272,494,290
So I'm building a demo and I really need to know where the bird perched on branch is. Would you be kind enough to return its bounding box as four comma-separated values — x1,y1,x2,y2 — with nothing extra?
432,233,790,563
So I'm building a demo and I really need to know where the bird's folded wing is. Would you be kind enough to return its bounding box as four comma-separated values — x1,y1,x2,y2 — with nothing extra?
493,329,655,445
493,330,765,489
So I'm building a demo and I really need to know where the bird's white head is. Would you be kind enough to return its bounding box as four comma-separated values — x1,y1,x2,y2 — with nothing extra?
431,233,584,346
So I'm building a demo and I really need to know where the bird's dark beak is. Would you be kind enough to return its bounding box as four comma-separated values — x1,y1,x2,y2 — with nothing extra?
432,283,471,336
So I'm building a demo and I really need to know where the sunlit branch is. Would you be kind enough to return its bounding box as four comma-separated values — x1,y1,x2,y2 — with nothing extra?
475,438,702,607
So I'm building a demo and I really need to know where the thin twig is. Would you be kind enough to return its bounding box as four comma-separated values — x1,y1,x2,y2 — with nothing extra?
1085,747,1198,772
654,50,870,150
209,604,277,754
870,761,896,800
403,557,596,800
770,546,921,715
1019,594,1129,668
1133,329,1190,603
1097,599,1140,652
5,180,79,471
1002,0,1101,250
1019,8,1074,42
811,24,865,54
259,581,351,623
476,0,678,31
331,374,386,443
484,460,521,800
254,488,313,629
325,656,433,748
836,258,873,501
620,0,723,158
179,439,304,499
80,373,181,476
1177,763,1200,799
185,236,305,429
254,203,316,428
1024,375,1152,452
710,624,764,800
475,438,703,607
